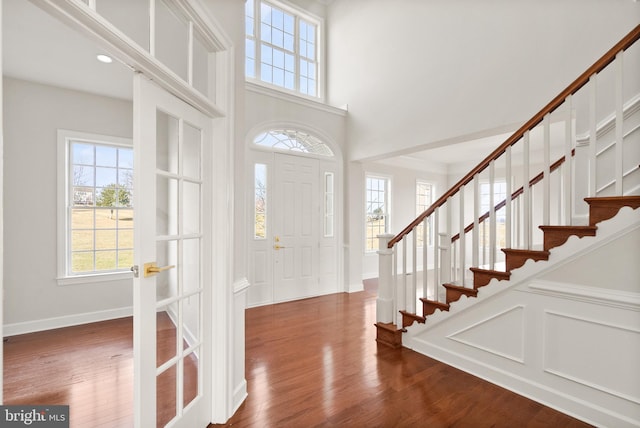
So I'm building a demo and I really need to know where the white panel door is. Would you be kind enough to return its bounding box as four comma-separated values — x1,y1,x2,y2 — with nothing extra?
133,74,212,428
273,153,319,302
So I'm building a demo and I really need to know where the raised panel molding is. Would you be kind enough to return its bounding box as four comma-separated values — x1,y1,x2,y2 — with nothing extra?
544,311,640,405
447,305,526,364
527,280,640,311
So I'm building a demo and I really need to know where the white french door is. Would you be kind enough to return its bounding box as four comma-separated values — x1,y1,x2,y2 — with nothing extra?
133,74,212,428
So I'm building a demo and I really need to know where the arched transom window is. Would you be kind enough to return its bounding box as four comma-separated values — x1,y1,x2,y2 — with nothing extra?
254,129,333,157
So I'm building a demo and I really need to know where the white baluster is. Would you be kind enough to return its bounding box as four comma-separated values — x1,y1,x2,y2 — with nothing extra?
564,95,573,225
433,207,440,301
505,147,512,249
489,160,496,270
393,242,401,328
422,217,428,301
441,197,452,284
543,113,551,226
459,186,466,286
402,237,407,313
523,131,531,249
589,74,597,197
615,52,624,195
473,174,479,268
409,230,416,314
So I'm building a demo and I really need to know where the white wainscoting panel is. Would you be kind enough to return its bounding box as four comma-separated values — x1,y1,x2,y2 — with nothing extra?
447,305,526,364
544,310,640,405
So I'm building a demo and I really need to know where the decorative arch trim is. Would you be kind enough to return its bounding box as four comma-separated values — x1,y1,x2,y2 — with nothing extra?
253,129,334,157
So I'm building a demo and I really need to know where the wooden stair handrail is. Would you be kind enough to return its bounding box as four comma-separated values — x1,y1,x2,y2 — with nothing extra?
388,24,640,249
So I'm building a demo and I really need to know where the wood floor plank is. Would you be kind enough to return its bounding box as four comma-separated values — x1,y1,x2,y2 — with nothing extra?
4,281,592,427
214,280,592,428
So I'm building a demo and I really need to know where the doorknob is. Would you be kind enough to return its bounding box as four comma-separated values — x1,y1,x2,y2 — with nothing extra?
144,262,176,277
274,244,286,250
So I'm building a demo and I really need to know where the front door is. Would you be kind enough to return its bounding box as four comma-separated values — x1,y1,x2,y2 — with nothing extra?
272,153,320,302
133,74,212,428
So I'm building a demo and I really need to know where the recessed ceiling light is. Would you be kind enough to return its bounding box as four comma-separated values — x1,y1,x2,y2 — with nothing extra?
96,54,113,64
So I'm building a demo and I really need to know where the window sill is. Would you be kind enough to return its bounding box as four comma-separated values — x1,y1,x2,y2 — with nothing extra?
57,271,133,286
245,80,347,117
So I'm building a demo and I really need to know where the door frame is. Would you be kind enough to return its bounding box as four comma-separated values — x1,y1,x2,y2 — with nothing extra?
247,138,343,307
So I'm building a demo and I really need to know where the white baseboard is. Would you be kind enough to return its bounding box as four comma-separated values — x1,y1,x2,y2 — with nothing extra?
348,282,364,293
232,379,248,416
3,306,133,337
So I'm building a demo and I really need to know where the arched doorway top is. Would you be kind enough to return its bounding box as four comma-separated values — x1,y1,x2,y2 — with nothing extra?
253,129,334,157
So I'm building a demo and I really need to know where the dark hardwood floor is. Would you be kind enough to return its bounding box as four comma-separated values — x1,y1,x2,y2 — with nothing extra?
216,280,591,428
4,280,592,427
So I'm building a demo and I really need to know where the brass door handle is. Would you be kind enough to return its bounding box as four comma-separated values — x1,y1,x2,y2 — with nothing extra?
273,244,286,250
144,262,176,277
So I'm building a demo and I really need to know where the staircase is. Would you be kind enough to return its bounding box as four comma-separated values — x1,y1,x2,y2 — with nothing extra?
411,196,639,327
374,25,640,427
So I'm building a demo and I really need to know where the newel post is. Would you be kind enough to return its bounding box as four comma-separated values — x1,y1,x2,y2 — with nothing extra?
376,234,395,324
375,234,403,348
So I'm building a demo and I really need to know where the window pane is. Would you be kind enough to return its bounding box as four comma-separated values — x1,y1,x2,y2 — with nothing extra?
261,44,273,65
96,167,117,188
72,143,94,165
255,164,267,239
73,165,94,187
246,39,256,60
261,64,273,83
284,13,294,33
272,9,283,29
260,23,272,43
273,49,284,68
96,145,117,167
284,33,294,52
324,172,334,237
155,0,188,82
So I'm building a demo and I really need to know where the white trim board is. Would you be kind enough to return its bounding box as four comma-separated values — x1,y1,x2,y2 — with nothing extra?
3,306,133,337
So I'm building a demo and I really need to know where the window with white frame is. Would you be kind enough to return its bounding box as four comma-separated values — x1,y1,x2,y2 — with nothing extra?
245,0,320,97
415,180,434,246
58,130,133,281
365,176,390,252
324,172,334,237
253,129,333,156
254,163,267,239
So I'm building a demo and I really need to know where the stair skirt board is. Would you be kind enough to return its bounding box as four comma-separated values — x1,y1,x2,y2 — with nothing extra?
401,206,640,428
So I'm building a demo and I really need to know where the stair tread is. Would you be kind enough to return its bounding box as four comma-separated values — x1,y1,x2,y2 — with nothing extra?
420,298,450,309
501,248,550,256
443,282,478,291
539,225,597,231
584,195,640,204
469,267,510,276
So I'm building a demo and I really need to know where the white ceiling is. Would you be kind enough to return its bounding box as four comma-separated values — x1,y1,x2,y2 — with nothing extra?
3,0,133,100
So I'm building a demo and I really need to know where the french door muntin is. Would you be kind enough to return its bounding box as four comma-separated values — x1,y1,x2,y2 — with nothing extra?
134,73,212,428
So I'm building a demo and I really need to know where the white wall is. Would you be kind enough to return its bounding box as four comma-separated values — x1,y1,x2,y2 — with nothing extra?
3,77,133,332
326,0,640,162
